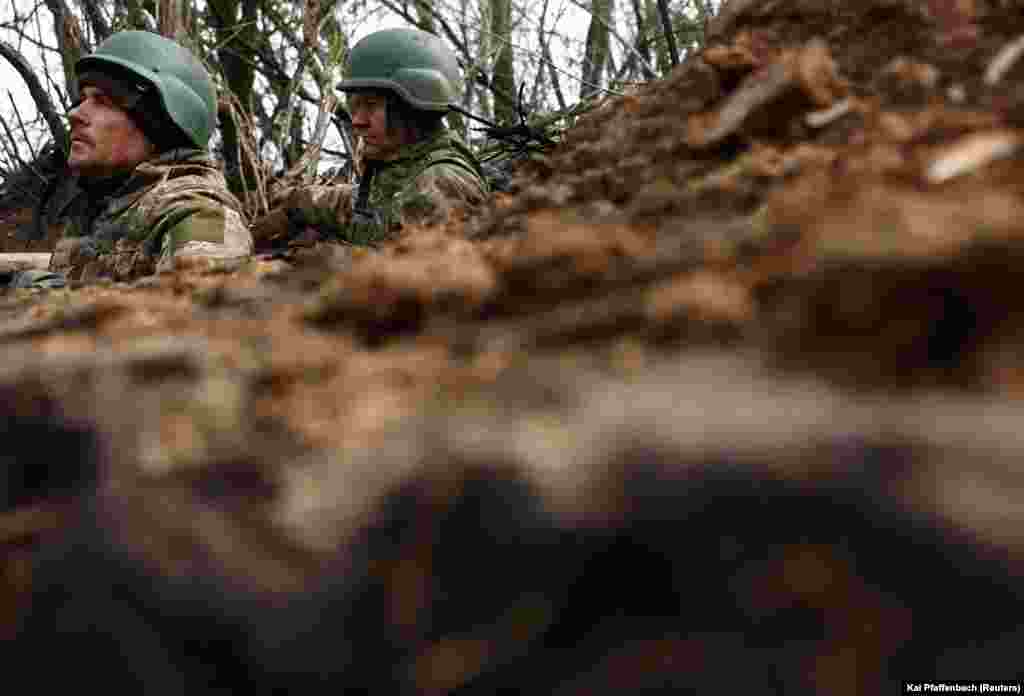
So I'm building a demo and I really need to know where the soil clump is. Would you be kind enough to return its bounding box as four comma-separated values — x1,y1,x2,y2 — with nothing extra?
5,1,1024,690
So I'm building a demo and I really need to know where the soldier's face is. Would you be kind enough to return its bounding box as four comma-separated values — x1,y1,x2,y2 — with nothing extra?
348,93,412,160
67,85,155,177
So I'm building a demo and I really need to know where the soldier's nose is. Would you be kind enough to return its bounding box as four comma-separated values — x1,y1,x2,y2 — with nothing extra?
68,109,87,129
350,106,370,125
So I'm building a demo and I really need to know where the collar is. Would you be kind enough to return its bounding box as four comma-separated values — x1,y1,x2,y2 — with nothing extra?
359,129,453,172
59,148,214,219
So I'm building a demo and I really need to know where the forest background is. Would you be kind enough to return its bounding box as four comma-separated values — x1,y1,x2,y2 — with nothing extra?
0,0,720,203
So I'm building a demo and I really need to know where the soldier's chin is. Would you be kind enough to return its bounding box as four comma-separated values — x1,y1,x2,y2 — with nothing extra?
67,158,97,175
66,154,90,174
361,142,400,161
67,157,115,178
67,143,88,163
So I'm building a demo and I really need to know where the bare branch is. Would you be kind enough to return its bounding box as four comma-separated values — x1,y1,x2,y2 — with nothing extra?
529,0,553,108
222,91,268,217
0,102,28,172
8,93,40,163
538,7,568,111
630,0,657,79
376,0,473,61
0,39,67,148
43,0,87,101
288,92,338,184
77,0,111,41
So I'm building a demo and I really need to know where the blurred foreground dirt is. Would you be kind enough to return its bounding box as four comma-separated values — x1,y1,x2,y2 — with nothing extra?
5,1,1024,692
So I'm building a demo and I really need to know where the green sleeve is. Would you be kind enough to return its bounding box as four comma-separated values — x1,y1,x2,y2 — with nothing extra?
288,184,359,239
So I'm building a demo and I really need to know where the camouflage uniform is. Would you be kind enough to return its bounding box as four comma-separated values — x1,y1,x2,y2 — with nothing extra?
280,130,488,246
41,149,251,284
11,32,252,289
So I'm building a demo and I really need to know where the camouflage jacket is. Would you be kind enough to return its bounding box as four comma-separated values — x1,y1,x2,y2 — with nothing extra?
285,130,489,245
49,149,252,282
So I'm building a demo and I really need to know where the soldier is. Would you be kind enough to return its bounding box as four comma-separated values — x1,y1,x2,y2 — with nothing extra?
16,30,252,289
250,28,489,250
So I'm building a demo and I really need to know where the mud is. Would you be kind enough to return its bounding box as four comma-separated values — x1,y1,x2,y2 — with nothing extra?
4,0,1024,690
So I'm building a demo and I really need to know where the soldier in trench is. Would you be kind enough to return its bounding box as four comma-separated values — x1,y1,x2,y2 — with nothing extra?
16,30,252,289
249,27,489,252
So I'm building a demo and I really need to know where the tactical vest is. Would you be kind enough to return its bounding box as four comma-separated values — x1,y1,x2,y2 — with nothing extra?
50,150,243,282
366,133,486,211
346,132,486,243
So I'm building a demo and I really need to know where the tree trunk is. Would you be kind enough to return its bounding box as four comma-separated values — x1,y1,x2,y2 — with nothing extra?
157,0,189,44
43,0,85,103
416,0,466,137
476,0,492,123
647,0,670,75
656,0,680,67
490,0,516,125
580,0,613,99
632,0,656,80
79,0,112,41
208,0,258,193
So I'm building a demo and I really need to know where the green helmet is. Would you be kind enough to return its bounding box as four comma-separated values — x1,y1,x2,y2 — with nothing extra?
338,28,460,111
76,30,217,148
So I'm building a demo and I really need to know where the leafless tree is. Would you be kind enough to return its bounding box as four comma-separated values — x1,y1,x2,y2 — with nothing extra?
0,0,720,206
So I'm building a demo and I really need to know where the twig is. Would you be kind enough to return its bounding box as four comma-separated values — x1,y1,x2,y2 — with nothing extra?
0,107,27,172
566,0,658,78
296,92,338,182
8,93,39,164
376,0,625,102
78,0,111,41
43,0,87,102
0,38,66,147
223,91,268,217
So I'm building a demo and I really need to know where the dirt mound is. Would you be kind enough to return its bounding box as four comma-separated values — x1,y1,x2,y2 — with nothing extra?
6,0,1024,689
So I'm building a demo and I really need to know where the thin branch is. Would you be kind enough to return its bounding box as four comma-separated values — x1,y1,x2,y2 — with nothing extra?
44,0,87,101
567,0,657,79
630,0,657,79
376,0,472,63
371,0,624,109
33,1,70,112
0,103,28,172
294,92,337,182
8,93,40,163
0,38,67,148
77,0,111,41
222,91,268,217
540,26,567,111
470,16,627,97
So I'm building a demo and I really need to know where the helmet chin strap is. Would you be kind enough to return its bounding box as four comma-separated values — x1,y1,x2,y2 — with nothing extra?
352,160,378,222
